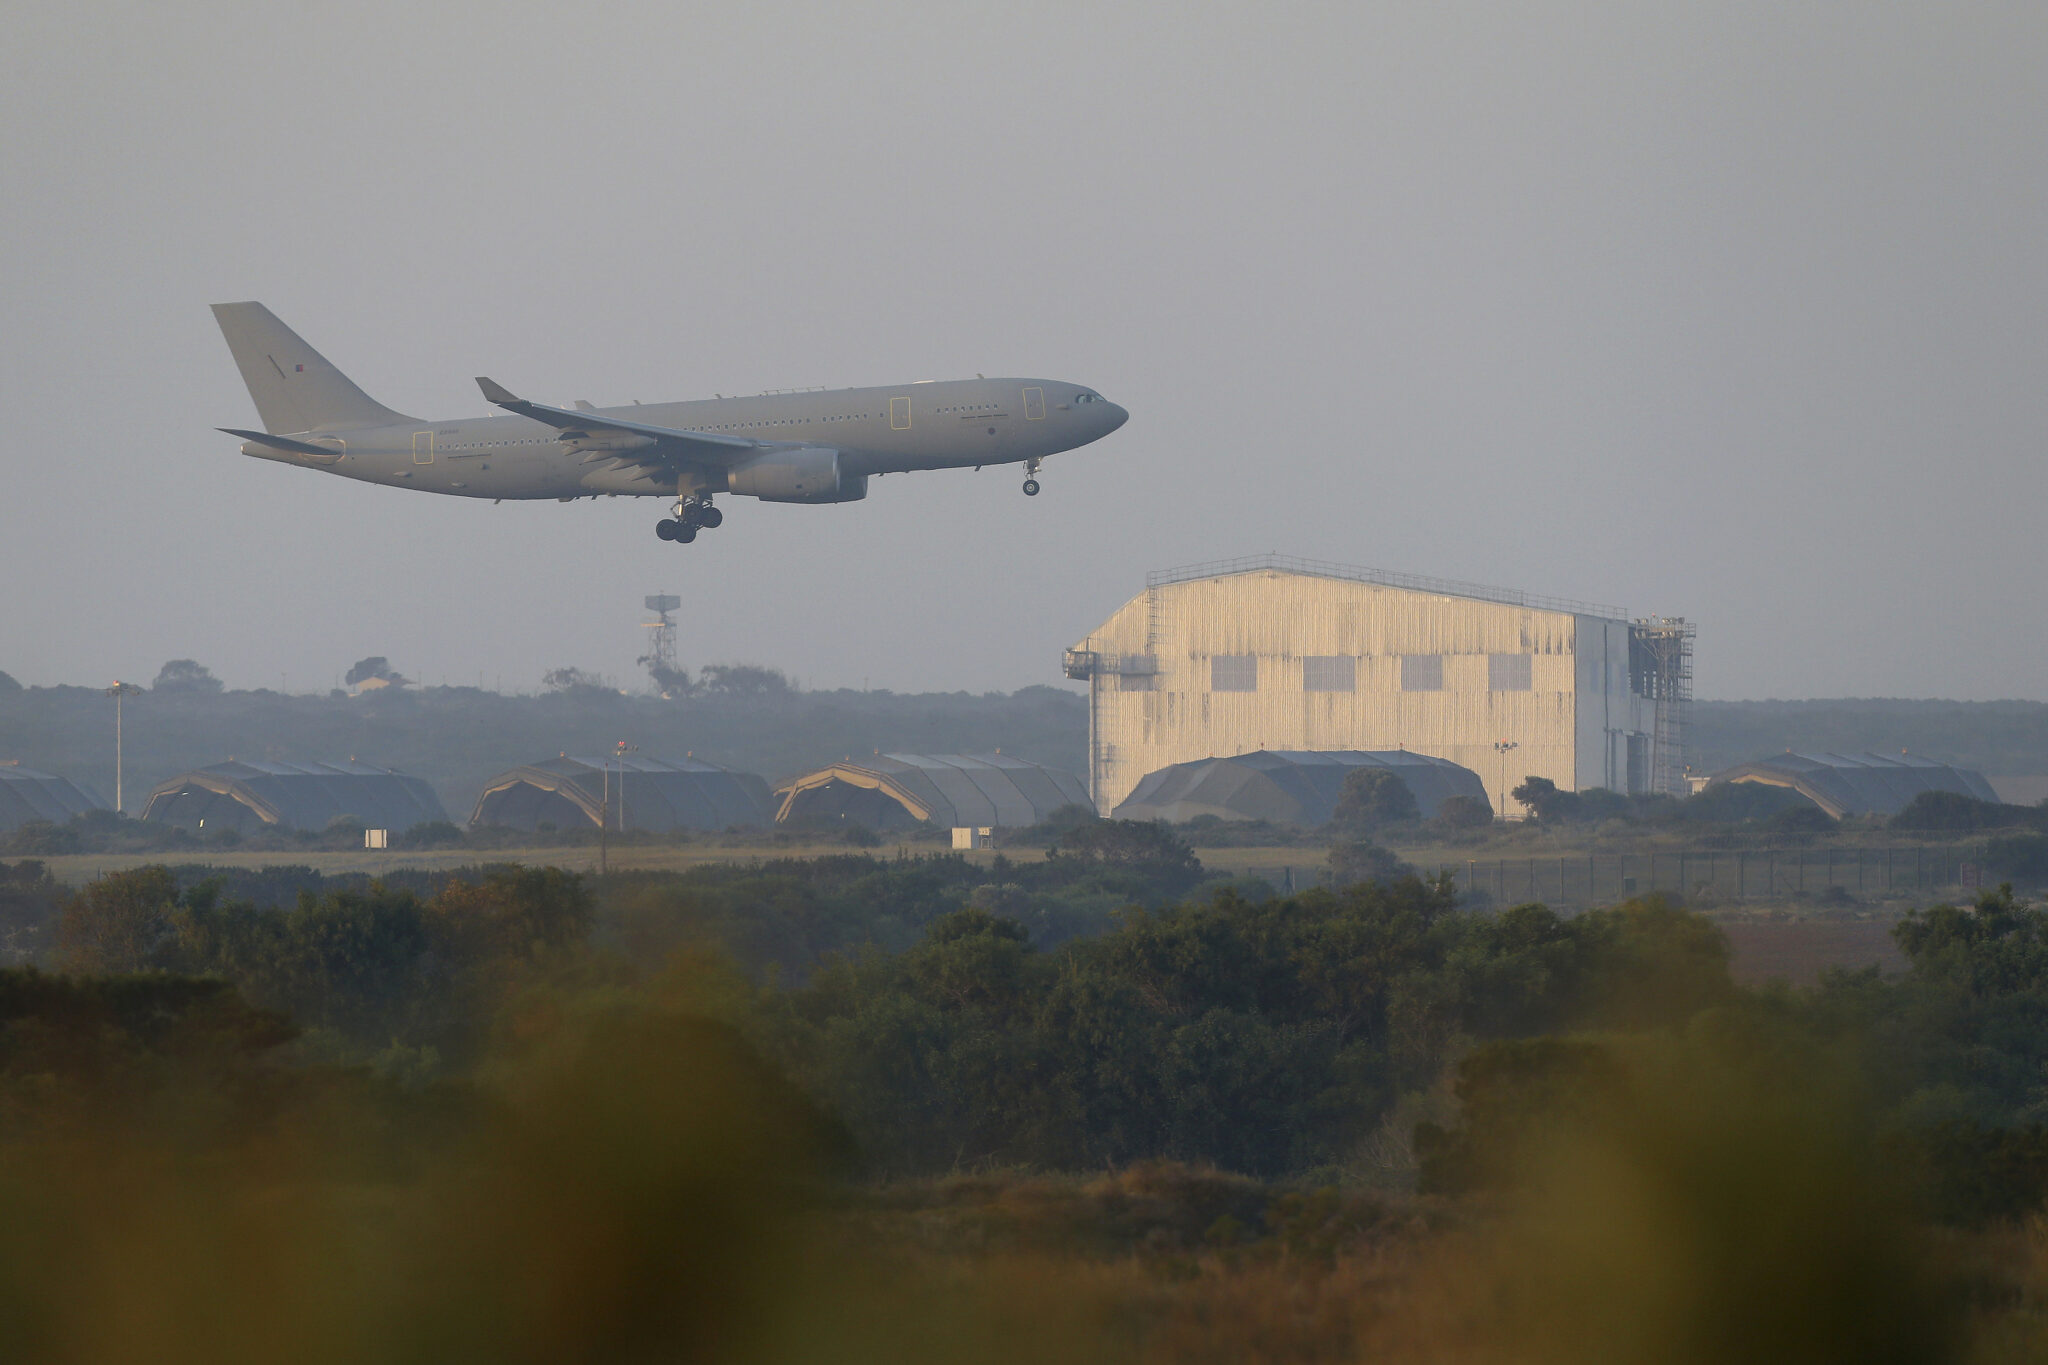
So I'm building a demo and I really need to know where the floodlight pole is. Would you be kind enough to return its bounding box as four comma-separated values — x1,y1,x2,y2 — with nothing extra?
599,741,635,876
615,740,629,835
107,682,139,813
1492,740,1519,818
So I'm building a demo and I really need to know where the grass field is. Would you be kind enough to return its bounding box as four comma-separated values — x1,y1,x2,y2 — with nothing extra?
1718,914,1909,985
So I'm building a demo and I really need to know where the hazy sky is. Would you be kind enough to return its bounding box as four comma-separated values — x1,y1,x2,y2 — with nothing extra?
5,2,2044,701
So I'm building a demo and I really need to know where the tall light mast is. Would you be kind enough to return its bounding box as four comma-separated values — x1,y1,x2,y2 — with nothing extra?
107,682,142,813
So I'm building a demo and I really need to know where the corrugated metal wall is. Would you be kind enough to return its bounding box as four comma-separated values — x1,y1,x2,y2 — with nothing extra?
1069,569,1655,814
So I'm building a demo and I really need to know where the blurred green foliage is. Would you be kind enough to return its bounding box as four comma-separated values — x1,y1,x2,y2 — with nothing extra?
6,852,2048,1360
755,885,1731,1177
0,859,62,964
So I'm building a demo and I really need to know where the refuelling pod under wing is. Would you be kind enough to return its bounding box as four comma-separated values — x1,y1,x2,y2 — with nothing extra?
725,447,867,503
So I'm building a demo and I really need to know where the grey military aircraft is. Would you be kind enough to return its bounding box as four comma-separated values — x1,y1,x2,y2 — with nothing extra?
213,302,1127,544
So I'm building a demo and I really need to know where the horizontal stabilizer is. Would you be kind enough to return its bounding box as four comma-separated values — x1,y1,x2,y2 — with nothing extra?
220,427,344,458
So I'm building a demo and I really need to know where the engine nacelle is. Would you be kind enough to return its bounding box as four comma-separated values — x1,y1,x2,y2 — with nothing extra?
725,446,867,503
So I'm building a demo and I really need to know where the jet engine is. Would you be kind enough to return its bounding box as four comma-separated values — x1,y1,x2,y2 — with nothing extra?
725,447,867,503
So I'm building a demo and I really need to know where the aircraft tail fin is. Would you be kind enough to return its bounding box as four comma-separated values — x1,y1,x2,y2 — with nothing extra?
210,302,417,433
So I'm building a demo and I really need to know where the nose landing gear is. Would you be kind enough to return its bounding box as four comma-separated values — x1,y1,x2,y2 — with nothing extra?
1021,457,1042,497
655,495,721,544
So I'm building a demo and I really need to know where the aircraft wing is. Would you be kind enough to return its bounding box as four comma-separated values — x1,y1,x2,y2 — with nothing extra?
475,377,764,464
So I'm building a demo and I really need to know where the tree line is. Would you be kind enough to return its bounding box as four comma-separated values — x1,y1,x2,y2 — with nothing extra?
11,837,2048,1220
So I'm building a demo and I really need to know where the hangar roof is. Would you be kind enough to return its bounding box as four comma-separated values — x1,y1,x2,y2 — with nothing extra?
471,755,774,831
139,760,447,832
1146,554,1628,620
1707,752,2000,820
1112,749,1489,826
776,753,1091,828
0,762,107,832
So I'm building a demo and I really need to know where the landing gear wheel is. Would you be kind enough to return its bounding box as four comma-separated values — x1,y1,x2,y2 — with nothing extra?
697,505,723,528
1022,478,1041,497
675,523,698,543
656,519,679,541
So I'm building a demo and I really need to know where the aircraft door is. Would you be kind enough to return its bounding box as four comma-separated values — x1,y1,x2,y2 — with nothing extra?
412,432,435,465
889,396,911,430
1022,387,1045,420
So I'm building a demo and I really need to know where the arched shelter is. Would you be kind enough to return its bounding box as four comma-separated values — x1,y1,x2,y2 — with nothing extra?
1705,752,2000,820
139,760,447,833
775,753,1091,831
471,755,774,832
0,762,107,832
1112,749,1489,825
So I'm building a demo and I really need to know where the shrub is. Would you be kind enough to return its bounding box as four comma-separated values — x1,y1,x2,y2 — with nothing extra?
397,820,467,849
1327,840,1412,887
1511,776,1581,823
1432,795,1495,831
1330,768,1419,836
1051,820,1202,887
1767,804,1836,834
5,821,80,856
1891,790,2033,833
1985,830,2048,883
1886,1121,2048,1227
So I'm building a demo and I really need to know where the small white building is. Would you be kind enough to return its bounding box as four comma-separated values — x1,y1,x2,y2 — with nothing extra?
1063,556,1692,817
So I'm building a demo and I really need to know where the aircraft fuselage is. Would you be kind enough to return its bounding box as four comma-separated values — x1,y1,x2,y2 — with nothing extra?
237,377,1127,501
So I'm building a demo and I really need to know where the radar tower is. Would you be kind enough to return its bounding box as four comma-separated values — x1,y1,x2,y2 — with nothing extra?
640,593,682,695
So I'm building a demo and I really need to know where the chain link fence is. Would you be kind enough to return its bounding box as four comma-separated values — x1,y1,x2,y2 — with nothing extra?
1443,845,1989,910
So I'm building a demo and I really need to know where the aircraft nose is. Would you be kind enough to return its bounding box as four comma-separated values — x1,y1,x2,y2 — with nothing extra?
1105,401,1129,432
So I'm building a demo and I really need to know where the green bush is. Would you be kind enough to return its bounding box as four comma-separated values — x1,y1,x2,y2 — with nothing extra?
1984,830,2048,883
1432,794,1495,830
1890,790,2035,832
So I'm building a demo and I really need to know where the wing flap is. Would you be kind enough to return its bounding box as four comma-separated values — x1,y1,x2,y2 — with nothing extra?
476,377,761,464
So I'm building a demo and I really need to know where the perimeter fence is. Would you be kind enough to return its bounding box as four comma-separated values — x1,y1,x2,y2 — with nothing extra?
1445,844,1988,910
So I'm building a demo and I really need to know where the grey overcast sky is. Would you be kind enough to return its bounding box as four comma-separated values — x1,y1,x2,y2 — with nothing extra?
4,2,2045,701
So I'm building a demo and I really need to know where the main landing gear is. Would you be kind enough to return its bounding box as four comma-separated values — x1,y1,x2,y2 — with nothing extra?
1022,457,1042,497
656,496,723,544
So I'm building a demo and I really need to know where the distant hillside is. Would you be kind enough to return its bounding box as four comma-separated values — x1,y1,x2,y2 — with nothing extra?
1693,699,2048,776
0,684,1088,819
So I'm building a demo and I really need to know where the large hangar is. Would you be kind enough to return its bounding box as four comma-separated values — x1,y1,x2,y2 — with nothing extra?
1707,752,2000,820
1113,750,1488,827
140,760,447,834
471,755,775,832
0,762,107,832
776,753,1090,831
1065,555,1693,816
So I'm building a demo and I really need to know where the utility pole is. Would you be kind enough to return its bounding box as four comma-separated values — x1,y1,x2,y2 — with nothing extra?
599,740,637,876
107,682,141,813
1492,740,1520,818
614,739,635,834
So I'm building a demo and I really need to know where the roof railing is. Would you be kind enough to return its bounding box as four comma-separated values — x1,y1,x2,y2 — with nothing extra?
1145,553,1628,620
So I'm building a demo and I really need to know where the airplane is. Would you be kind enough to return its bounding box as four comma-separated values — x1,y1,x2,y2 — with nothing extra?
212,302,1128,544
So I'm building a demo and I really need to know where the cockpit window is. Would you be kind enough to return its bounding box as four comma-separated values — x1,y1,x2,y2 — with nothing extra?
1075,392,1100,404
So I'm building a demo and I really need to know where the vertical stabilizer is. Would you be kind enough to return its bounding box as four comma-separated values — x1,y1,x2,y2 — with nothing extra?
210,302,417,433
